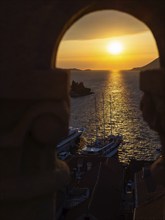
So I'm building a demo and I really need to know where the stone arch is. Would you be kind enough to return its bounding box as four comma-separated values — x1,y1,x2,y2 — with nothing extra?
0,1,165,220
52,2,163,69
52,3,165,218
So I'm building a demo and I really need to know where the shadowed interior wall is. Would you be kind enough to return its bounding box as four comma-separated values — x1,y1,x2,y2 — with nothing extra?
0,0,164,219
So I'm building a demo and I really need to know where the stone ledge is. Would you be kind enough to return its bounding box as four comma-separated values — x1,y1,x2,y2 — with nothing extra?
0,100,69,147
0,68,70,99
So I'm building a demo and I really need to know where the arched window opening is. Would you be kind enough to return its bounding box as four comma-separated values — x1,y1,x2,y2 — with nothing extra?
56,10,160,164
56,10,159,71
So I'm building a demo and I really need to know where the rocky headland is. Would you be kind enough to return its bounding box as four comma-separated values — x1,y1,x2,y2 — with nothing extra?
70,80,94,98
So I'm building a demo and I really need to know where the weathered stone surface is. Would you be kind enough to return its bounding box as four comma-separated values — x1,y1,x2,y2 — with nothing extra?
140,69,165,96
0,0,165,219
0,69,70,99
140,69,165,191
150,156,165,186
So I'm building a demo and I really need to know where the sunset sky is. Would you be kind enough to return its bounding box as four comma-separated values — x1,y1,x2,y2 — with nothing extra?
56,10,159,70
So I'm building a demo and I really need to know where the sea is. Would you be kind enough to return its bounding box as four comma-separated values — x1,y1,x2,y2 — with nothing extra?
69,70,161,164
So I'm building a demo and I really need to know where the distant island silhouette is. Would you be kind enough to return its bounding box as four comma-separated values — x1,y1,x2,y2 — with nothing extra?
69,68,92,71
66,58,160,73
131,58,160,71
69,68,82,71
70,80,94,98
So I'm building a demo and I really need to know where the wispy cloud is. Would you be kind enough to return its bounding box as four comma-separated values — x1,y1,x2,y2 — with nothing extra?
63,10,149,41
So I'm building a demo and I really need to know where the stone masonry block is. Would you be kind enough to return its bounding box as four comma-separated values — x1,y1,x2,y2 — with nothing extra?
140,69,165,96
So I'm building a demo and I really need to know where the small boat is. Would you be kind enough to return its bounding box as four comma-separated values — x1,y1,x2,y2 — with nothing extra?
56,126,85,153
57,151,71,160
81,134,122,157
81,95,123,157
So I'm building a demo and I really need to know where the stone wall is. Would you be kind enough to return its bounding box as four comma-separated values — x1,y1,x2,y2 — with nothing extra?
0,68,71,220
140,69,165,186
0,0,165,219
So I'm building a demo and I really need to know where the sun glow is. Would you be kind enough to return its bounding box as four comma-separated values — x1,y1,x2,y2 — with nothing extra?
107,41,123,55
57,11,159,70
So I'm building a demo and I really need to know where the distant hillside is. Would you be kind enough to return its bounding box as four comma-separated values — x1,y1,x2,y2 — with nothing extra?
132,58,160,71
69,68,82,71
70,68,92,71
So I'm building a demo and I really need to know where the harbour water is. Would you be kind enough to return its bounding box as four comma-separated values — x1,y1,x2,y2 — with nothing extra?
70,70,161,164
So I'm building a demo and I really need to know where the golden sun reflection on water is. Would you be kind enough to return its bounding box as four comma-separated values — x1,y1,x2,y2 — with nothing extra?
70,70,161,164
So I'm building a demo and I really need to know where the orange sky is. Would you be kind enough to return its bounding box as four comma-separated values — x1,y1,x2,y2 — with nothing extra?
56,10,159,71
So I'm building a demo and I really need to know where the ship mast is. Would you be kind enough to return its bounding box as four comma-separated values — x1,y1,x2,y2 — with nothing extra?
102,94,106,142
109,95,113,135
94,95,98,142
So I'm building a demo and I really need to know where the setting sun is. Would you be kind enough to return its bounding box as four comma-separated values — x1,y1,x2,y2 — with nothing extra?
56,10,159,70
107,41,123,55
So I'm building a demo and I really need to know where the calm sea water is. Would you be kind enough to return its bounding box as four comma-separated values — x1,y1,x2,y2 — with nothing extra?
69,70,161,164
